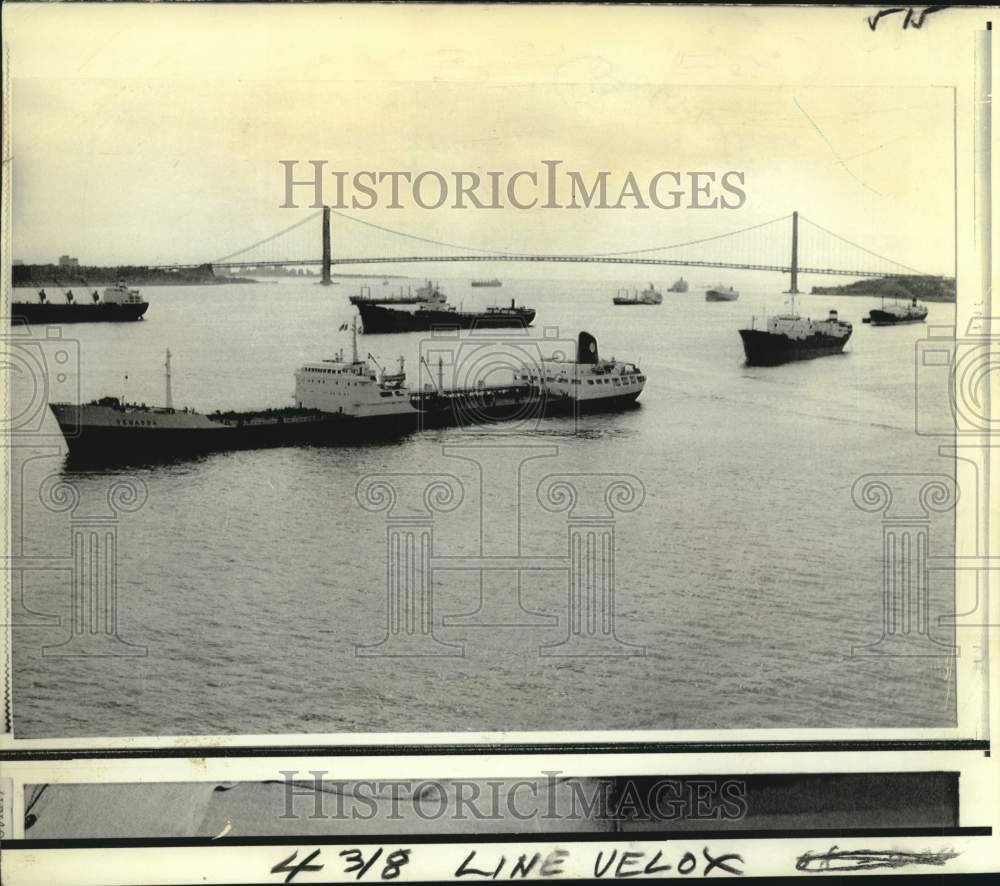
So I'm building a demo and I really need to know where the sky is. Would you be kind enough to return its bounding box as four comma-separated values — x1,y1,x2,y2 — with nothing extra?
5,5,970,278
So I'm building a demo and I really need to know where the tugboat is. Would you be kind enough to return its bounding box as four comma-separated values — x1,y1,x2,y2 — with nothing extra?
739,296,853,366
668,277,689,293
356,283,535,333
705,285,739,302
518,331,646,411
864,296,928,326
613,283,663,306
11,280,149,325
471,278,502,288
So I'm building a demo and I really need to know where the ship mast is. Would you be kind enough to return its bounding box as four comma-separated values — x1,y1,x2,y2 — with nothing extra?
351,314,359,364
164,349,174,410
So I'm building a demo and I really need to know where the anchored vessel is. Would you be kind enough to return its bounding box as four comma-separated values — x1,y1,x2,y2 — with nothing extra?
10,281,149,325
471,278,502,288
49,327,638,462
518,331,646,410
739,300,853,366
356,283,535,333
49,349,355,462
668,277,689,293
864,296,928,326
349,280,444,306
613,283,663,306
705,286,740,302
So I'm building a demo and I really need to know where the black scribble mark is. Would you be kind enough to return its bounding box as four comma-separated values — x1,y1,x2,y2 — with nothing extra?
868,6,951,31
23,784,48,831
796,845,960,872
793,97,882,196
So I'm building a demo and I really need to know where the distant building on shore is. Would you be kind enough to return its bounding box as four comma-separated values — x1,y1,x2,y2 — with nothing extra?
58,255,80,268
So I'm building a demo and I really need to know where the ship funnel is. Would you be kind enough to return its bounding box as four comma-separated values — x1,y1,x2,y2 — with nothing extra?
577,331,599,364
828,309,838,320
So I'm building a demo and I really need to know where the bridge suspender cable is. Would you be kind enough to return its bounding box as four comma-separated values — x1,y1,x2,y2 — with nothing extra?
214,209,324,263
797,214,931,277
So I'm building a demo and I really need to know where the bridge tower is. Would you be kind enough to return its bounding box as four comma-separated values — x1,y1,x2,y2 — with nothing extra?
321,205,332,286
787,210,800,294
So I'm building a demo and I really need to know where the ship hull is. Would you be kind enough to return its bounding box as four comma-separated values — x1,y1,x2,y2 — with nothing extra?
50,405,417,465
867,309,927,326
10,302,149,325
738,329,851,366
705,291,739,302
413,386,641,428
357,302,535,333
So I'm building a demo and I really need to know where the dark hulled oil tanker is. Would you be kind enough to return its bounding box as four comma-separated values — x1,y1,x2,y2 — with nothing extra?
864,296,928,326
355,281,535,333
11,282,149,325
739,302,852,366
49,329,643,464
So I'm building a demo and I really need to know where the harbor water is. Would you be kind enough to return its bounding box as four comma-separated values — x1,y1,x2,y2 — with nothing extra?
10,275,958,737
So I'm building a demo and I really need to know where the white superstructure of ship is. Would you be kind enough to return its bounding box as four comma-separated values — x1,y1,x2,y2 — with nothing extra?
517,332,646,407
294,316,416,419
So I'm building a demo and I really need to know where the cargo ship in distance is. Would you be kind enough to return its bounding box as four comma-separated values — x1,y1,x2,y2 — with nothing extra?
705,286,739,302
349,280,440,306
355,282,535,333
668,277,689,293
471,278,502,287
11,281,148,325
613,283,663,306
49,329,642,463
739,298,852,366
863,296,928,326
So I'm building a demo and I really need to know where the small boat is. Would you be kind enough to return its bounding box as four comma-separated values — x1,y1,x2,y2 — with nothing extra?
471,278,502,288
864,296,928,325
613,283,663,306
668,277,689,293
705,286,739,302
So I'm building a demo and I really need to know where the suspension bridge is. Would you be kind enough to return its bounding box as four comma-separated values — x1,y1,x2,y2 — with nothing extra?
152,209,936,294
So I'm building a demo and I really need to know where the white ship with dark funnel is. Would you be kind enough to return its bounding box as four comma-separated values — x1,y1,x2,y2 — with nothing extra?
519,332,646,409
